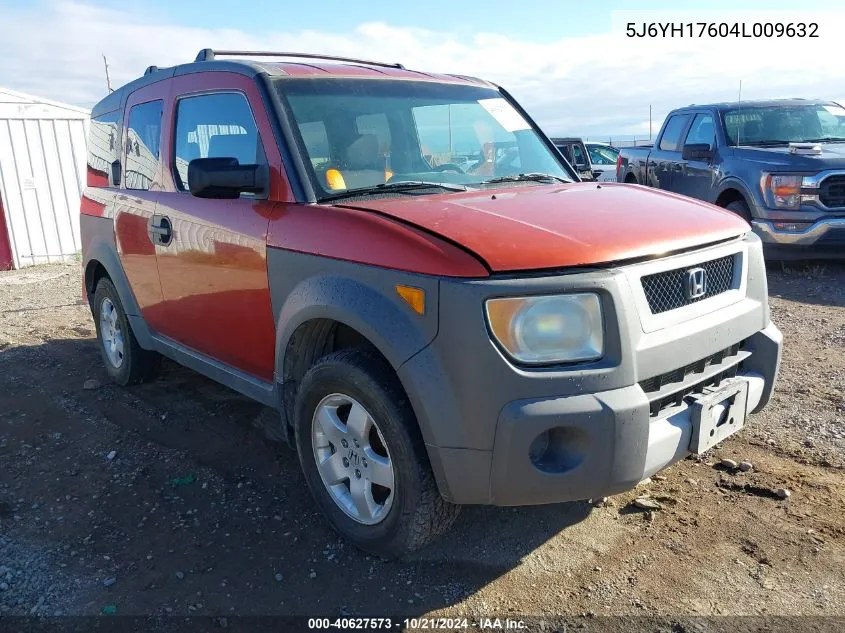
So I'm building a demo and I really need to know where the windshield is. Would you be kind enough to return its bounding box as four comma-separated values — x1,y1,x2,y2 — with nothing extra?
275,78,573,200
723,103,845,146
587,144,619,165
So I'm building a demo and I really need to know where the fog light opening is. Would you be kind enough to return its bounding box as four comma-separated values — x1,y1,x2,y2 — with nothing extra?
528,427,588,474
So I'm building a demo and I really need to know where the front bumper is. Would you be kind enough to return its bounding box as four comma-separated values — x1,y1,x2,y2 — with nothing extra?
752,218,845,258
486,323,780,505
399,234,782,506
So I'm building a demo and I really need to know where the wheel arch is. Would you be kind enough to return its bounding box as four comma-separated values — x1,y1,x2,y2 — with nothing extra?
714,178,755,211
81,221,154,349
271,272,439,443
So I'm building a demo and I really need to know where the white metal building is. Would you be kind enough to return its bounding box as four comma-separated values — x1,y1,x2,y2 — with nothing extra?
0,88,90,269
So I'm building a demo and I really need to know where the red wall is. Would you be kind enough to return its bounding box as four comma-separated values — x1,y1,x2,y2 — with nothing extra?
0,195,13,270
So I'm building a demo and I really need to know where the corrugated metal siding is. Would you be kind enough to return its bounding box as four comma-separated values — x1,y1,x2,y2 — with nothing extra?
0,90,89,268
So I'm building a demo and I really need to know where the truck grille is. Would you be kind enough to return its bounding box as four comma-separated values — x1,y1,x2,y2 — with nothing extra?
641,255,735,314
820,175,845,208
640,342,748,418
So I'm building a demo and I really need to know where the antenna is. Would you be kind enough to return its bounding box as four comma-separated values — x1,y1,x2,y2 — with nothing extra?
736,80,743,147
102,54,113,93
649,105,652,141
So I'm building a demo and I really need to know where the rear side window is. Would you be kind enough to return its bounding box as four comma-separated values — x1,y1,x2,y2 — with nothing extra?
173,92,265,190
658,114,691,152
125,100,163,191
685,113,716,147
87,110,121,187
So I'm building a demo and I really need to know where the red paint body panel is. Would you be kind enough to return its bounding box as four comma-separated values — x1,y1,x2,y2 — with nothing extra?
0,195,13,270
337,183,750,271
150,72,286,381
263,62,487,86
266,204,488,277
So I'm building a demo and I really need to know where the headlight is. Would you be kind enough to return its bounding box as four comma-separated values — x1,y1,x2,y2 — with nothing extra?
485,293,603,364
760,173,802,209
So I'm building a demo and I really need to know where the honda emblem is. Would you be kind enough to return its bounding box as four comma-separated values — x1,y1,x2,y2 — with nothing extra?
686,267,707,300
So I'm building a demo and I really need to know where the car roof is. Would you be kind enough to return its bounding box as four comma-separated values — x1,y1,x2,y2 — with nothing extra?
550,137,584,144
674,99,838,114
91,49,494,118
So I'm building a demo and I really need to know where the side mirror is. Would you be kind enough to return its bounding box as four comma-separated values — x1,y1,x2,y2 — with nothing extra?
682,143,714,161
188,157,268,199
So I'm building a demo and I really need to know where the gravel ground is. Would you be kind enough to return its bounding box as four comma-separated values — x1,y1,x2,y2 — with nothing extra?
0,261,843,630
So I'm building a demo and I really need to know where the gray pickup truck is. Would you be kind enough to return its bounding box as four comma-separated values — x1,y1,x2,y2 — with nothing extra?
617,99,845,258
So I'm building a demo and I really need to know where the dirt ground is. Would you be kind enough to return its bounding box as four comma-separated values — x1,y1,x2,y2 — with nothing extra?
1,261,843,631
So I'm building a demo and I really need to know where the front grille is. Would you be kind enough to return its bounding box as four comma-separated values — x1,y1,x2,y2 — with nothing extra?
641,255,735,314
819,175,845,208
639,342,747,418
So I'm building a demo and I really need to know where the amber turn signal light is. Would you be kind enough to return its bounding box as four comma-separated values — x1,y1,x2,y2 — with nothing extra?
395,285,425,315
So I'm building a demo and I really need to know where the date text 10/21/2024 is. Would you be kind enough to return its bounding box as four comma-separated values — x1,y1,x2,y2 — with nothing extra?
307,618,530,630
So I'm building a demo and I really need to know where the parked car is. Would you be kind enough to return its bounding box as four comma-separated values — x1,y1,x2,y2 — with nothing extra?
550,137,599,181
585,142,619,182
81,49,782,557
617,99,845,258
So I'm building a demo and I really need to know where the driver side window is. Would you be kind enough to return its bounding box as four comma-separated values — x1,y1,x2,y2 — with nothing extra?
173,92,266,191
684,113,716,148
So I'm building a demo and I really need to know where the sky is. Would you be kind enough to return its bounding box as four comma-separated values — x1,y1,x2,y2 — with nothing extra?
2,0,845,138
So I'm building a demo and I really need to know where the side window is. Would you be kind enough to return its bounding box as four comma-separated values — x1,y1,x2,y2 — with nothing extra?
87,110,122,187
684,113,716,147
658,114,691,152
125,101,163,191
173,92,265,191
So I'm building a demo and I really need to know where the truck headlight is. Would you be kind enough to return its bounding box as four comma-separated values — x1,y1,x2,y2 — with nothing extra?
485,293,603,364
760,173,802,209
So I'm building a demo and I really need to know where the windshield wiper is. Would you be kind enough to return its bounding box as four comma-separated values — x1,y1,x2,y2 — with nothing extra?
319,180,470,203
737,140,792,147
804,137,845,144
481,172,569,185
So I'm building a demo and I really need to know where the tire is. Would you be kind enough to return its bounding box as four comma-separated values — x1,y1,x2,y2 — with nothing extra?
92,277,160,386
726,199,752,222
294,349,460,558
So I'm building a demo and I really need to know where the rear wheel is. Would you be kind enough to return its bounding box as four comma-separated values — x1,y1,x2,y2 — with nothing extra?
93,278,160,386
294,349,460,558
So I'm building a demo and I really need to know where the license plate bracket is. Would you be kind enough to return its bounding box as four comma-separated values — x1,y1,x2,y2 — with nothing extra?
689,378,749,454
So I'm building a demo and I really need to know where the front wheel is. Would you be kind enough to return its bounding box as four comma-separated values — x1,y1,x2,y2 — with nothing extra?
726,199,752,222
294,349,460,558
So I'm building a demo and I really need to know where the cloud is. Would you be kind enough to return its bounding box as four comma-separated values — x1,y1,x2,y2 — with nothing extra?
2,1,845,137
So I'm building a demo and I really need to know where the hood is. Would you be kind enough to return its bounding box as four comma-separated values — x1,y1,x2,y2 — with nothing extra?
734,143,845,169
337,182,749,272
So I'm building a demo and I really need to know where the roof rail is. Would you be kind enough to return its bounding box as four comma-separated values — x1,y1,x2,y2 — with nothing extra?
194,48,405,70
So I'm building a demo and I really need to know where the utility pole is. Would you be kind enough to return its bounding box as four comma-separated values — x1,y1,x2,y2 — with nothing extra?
649,105,652,142
102,54,113,93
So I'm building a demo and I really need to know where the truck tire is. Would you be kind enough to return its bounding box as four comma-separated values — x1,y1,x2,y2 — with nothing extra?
726,200,752,222
93,277,161,386
294,348,460,558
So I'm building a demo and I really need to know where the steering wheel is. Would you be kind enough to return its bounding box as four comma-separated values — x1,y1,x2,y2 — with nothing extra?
432,163,466,174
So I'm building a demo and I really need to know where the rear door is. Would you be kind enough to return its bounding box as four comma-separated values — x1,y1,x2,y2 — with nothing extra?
648,113,691,191
153,72,288,382
114,84,168,332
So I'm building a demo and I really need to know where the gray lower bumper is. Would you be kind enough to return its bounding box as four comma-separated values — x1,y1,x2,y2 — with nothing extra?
752,218,845,247
426,323,782,506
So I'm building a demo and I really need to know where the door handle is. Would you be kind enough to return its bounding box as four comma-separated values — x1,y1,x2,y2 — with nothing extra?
149,215,172,246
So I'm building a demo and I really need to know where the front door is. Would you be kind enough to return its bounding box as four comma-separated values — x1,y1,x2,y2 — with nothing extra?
114,84,169,333
153,73,289,382
675,112,717,203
